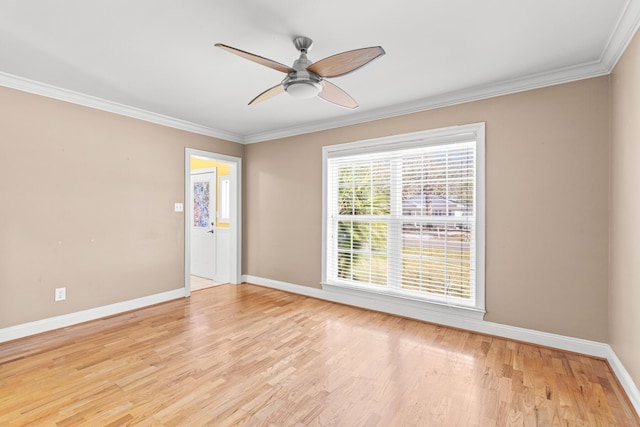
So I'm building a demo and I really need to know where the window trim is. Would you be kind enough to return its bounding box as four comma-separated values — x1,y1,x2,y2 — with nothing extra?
321,122,485,316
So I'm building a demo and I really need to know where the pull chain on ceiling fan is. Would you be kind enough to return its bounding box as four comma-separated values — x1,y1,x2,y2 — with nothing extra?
215,36,385,109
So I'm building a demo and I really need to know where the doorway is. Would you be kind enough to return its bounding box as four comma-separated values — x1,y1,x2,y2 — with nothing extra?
185,148,241,295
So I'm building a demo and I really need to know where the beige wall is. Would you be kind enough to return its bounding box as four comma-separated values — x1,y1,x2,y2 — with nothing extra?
0,86,243,328
245,77,610,342
610,31,640,386
0,67,614,345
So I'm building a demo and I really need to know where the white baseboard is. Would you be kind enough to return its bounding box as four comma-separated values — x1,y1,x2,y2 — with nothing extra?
0,288,187,343
606,347,640,416
242,275,608,355
242,274,640,416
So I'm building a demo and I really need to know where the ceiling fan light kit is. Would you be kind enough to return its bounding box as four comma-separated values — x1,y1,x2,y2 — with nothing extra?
284,79,322,98
215,36,385,109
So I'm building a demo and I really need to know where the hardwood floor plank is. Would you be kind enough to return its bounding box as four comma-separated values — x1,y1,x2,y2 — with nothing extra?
0,283,638,426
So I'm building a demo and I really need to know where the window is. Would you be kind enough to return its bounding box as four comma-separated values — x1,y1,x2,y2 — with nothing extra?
322,123,485,315
219,176,230,223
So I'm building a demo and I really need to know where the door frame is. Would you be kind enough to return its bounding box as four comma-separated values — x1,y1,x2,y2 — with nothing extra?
184,148,242,295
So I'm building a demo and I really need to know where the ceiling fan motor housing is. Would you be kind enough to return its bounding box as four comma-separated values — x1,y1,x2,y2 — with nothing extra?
283,52,322,98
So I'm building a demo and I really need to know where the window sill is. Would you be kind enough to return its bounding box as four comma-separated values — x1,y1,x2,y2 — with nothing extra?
321,282,486,321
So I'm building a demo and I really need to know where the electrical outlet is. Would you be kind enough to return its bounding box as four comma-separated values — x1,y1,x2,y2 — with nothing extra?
174,202,184,212
54,287,66,302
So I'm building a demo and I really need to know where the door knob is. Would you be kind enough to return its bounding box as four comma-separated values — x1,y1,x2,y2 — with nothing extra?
208,229,215,234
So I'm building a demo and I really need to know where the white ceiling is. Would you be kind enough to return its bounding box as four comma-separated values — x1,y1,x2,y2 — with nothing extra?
1,1,639,143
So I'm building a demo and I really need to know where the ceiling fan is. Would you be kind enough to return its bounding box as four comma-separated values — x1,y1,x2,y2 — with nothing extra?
215,36,385,109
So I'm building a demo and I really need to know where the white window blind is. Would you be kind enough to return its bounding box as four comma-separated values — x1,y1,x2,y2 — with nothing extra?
323,124,484,311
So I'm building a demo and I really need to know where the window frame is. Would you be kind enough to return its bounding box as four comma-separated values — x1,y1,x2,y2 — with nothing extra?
321,123,485,319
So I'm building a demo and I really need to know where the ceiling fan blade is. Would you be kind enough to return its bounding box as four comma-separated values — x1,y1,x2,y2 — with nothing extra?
215,43,295,74
307,46,385,78
249,83,284,105
319,81,358,109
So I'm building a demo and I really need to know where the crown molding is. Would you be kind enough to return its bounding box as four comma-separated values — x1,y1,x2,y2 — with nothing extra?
0,71,244,143
242,60,609,143
1,1,639,145
600,0,640,71
243,0,640,144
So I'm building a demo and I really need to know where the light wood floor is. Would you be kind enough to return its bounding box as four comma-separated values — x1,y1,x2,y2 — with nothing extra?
0,284,638,426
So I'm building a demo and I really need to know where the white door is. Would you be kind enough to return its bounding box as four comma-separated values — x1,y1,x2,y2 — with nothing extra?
190,169,216,279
